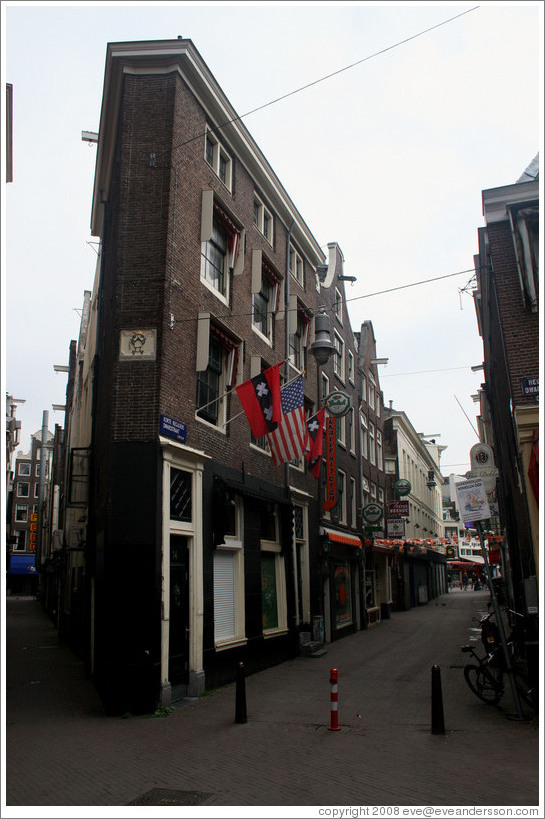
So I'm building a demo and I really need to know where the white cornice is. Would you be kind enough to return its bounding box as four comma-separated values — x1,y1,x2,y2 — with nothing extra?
482,179,539,225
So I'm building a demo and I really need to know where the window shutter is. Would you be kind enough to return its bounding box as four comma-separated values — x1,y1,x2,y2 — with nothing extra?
214,551,236,641
201,189,214,243
233,228,245,277
196,312,210,372
251,247,262,294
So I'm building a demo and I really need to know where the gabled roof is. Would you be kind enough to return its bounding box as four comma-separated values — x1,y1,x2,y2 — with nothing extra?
516,153,539,183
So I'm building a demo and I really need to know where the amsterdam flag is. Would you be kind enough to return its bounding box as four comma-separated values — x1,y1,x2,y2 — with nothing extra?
235,363,282,439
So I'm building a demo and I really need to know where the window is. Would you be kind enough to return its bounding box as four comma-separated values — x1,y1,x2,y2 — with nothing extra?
337,470,347,524
321,372,330,404
68,448,90,506
334,561,353,628
214,495,245,648
253,193,273,244
201,195,243,298
333,287,343,323
252,254,280,343
253,275,272,340
204,128,232,190
170,468,192,522
260,505,287,635
13,530,26,551
17,482,29,498
196,318,239,429
348,406,356,454
350,478,357,526
369,422,376,466
196,336,224,426
35,462,49,478
348,350,355,383
293,504,310,626
15,504,28,522
376,429,383,470
360,413,368,460
361,375,367,404
362,475,370,509
201,218,228,298
334,332,345,381
289,245,303,285
289,305,310,373
18,463,30,476
368,376,376,412
336,413,346,448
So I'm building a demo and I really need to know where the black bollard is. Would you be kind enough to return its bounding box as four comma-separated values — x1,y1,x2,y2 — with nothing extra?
431,664,445,735
235,661,247,724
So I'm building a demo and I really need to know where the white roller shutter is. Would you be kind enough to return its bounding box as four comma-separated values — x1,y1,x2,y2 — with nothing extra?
214,551,236,641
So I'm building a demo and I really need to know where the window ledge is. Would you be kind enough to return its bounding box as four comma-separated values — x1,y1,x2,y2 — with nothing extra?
214,637,248,653
263,628,289,640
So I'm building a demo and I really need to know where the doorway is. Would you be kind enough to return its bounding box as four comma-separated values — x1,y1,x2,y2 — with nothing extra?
169,535,189,701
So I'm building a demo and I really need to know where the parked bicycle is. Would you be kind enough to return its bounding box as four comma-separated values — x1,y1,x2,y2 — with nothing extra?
461,609,537,712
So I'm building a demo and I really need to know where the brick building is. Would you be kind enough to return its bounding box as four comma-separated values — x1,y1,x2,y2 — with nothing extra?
472,156,539,687
57,38,375,714
7,428,53,595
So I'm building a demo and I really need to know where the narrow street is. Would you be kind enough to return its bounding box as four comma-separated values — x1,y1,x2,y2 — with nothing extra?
4,588,540,812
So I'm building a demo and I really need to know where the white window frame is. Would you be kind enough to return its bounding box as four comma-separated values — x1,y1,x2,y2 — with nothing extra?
348,350,355,384
376,429,383,471
200,218,230,305
337,470,347,524
368,375,376,411
214,497,246,650
361,375,367,404
17,482,29,498
334,331,345,382
18,463,30,476
360,413,368,460
195,332,229,432
293,502,310,626
369,421,376,466
333,287,343,324
260,506,287,637
253,193,274,245
289,244,303,285
205,127,232,191
350,477,357,527
336,413,346,449
15,504,28,522
349,406,356,454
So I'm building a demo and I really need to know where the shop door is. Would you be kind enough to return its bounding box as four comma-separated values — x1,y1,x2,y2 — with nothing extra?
169,535,189,699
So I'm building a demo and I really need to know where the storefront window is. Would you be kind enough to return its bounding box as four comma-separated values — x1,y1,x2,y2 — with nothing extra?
365,569,376,608
334,561,352,628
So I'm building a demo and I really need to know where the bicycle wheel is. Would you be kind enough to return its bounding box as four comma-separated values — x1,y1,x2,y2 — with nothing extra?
464,664,502,705
512,672,538,712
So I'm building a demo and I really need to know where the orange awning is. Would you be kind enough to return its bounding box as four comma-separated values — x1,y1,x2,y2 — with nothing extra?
324,530,363,548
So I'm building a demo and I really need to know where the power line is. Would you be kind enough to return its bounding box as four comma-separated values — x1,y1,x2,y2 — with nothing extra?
170,264,477,326
162,6,481,161
381,366,477,378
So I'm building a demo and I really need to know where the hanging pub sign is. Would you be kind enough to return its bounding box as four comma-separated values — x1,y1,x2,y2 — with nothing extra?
388,500,409,517
362,502,383,525
387,517,405,537
324,391,351,418
323,417,337,511
394,479,411,497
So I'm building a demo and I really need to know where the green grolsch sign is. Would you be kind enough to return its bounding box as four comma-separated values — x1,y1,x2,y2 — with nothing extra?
394,479,411,497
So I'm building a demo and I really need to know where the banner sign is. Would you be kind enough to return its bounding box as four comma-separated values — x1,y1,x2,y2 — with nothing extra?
456,478,491,523
323,417,337,511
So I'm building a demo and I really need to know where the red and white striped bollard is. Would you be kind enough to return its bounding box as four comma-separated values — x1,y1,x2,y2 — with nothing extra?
328,667,341,731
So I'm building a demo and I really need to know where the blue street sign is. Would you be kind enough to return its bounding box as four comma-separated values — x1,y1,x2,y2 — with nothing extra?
160,414,187,443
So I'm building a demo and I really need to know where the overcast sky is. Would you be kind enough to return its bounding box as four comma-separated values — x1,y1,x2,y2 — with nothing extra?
2,1,542,475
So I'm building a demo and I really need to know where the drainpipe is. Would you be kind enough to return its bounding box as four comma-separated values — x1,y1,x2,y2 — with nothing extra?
284,221,295,492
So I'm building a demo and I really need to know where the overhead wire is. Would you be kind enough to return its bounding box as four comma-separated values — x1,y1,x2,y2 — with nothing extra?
157,5,480,163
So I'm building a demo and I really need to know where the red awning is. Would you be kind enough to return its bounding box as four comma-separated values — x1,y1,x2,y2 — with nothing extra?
448,561,481,569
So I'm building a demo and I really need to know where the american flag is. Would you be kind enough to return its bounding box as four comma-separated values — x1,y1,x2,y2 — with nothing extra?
266,377,310,466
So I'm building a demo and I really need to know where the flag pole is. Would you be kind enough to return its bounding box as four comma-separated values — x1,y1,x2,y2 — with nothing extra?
222,365,303,430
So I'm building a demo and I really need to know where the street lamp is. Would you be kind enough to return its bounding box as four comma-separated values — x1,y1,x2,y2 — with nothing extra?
310,307,336,366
